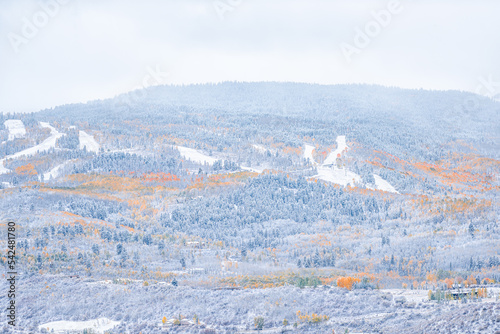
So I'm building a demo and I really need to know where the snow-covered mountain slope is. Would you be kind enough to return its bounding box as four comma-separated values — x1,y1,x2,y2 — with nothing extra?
176,145,217,165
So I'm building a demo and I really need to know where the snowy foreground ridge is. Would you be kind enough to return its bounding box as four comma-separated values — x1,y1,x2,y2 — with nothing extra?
39,318,120,333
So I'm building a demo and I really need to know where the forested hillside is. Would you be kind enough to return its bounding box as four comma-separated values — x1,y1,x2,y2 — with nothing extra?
0,83,498,333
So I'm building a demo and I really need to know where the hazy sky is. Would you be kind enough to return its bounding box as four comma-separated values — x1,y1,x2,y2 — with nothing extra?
1,0,499,113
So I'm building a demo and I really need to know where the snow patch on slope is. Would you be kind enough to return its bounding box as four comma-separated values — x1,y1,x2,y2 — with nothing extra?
176,146,217,165
252,144,268,153
303,144,317,165
40,121,58,135
373,174,399,193
79,131,100,153
40,160,75,182
1,181,13,188
240,165,267,174
316,165,362,187
39,318,119,334
0,161,10,174
4,120,26,140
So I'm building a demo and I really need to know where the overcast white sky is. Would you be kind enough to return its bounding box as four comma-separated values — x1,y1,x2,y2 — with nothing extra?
1,0,499,113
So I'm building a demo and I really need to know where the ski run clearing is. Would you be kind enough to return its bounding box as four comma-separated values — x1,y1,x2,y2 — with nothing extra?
4,119,26,141
0,124,101,177
38,318,119,334
310,135,398,193
174,137,398,193
79,130,100,153
313,135,362,187
323,135,348,166
315,165,362,187
0,122,64,175
176,145,218,165
0,125,398,195
40,121,58,135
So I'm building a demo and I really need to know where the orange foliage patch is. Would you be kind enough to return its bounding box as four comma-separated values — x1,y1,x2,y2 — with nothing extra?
58,174,154,196
15,163,37,176
368,150,499,193
336,276,361,290
141,172,180,183
186,171,257,190
120,224,136,233
411,195,491,217
283,146,302,156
